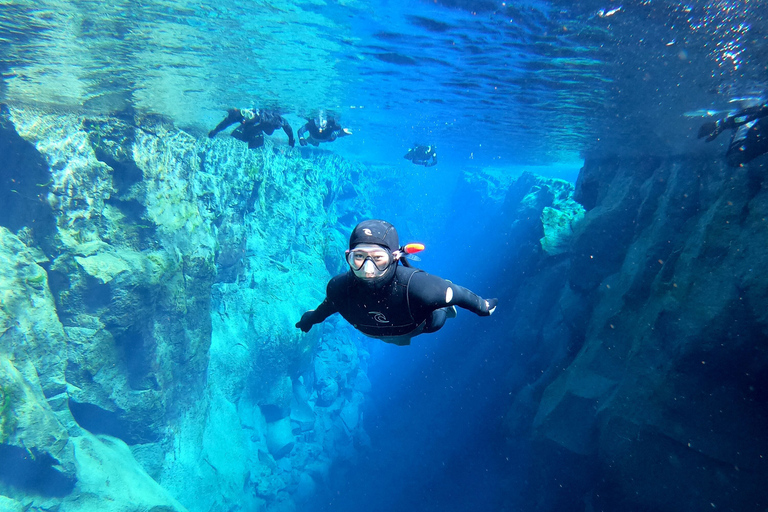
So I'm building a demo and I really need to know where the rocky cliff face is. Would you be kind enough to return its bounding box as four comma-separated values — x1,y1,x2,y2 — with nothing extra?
501,156,768,512
0,105,375,512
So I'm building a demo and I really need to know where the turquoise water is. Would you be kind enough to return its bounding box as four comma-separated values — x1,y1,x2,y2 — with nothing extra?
3,0,761,167
2,1,768,511
7,0,760,166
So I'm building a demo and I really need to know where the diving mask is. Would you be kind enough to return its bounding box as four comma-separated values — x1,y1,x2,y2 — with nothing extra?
346,245,393,279
315,115,328,132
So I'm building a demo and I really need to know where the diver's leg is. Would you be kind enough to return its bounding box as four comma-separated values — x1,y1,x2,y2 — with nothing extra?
209,109,241,138
231,126,248,143
247,134,265,149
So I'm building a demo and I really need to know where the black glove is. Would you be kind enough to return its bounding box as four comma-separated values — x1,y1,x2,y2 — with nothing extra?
295,311,315,333
483,298,498,316
697,120,720,142
289,138,295,148
299,138,308,147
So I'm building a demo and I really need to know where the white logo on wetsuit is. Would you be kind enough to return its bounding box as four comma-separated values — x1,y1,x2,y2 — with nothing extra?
369,311,389,323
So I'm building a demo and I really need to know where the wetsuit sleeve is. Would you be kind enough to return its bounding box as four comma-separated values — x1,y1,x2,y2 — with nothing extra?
408,272,494,317
702,105,768,141
297,123,309,146
282,119,295,147
327,121,349,141
725,105,768,128
295,275,344,332
209,109,244,138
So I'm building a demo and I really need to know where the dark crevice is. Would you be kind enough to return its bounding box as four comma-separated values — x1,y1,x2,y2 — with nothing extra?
113,327,159,392
69,400,130,441
0,444,75,497
83,118,143,196
68,400,160,445
0,104,57,252
82,274,112,312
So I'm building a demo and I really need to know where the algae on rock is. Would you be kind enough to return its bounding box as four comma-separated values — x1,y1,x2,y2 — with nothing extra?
1,105,376,512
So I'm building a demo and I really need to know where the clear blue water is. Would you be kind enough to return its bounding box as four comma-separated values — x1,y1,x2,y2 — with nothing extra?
2,0,766,510
4,0,762,169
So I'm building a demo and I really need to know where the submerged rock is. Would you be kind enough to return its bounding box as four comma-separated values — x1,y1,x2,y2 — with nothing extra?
0,106,374,512
266,417,295,460
62,434,187,512
499,155,768,512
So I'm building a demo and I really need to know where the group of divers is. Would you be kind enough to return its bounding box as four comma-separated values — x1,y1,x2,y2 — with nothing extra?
209,108,438,167
205,103,767,346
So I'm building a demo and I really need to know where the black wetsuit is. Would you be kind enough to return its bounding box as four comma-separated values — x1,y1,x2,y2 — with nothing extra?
299,266,493,345
404,145,438,167
699,104,768,166
298,119,347,146
209,108,295,148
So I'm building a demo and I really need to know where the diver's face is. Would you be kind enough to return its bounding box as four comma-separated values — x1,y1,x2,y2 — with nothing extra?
347,244,392,280
315,117,328,132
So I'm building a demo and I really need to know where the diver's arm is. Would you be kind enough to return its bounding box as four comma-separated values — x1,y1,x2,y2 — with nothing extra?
295,298,337,332
700,105,768,142
409,272,497,317
335,127,351,139
297,123,309,146
325,121,351,141
727,105,768,127
282,119,296,147
209,109,244,138
295,275,344,332
326,122,341,141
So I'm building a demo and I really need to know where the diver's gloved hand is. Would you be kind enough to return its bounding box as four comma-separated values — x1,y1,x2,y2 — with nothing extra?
481,298,498,316
698,120,721,142
295,311,315,333
289,138,296,148
299,138,308,147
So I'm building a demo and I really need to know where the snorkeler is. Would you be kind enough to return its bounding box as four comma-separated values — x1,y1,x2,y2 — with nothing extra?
404,144,438,167
698,103,768,167
208,108,295,149
295,219,498,346
297,111,352,146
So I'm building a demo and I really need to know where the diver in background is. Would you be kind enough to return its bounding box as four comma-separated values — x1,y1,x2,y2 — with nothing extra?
698,103,768,167
404,144,438,167
208,108,295,149
295,219,498,346
297,111,352,146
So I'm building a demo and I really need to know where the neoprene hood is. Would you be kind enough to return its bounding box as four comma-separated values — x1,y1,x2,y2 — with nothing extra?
349,220,399,251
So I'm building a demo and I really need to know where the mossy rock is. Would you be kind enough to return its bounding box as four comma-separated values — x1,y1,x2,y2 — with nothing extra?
0,383,18,443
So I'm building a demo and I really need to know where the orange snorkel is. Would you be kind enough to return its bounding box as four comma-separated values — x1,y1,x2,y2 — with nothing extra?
398,243,425,267
403,243,425,254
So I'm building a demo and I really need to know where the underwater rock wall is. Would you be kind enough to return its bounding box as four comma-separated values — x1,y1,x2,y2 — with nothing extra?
502,156,768,512
0,106,375,512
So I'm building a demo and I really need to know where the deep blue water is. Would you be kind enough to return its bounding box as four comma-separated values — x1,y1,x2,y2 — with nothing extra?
2,0,767,510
